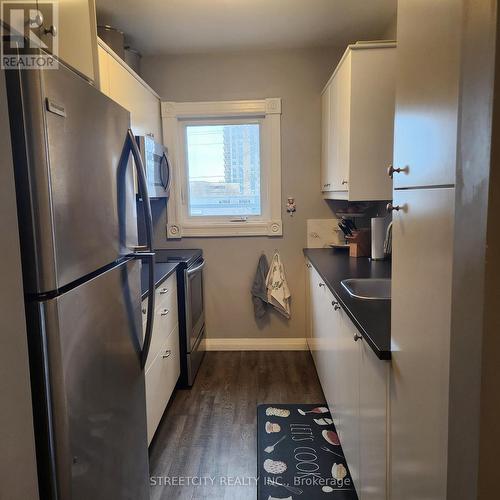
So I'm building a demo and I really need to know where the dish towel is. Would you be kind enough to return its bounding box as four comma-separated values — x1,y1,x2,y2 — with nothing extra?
251,254,270,319
266,252,291,319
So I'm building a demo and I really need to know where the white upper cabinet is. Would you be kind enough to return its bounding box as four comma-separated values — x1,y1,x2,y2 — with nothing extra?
97,40,163,142
321,43,396,201
392,1,461,189
37,0,98,83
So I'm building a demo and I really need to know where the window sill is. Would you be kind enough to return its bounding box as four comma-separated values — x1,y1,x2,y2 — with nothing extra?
167,220,283,238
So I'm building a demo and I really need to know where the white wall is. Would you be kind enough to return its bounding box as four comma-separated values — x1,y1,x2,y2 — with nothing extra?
142,47,343,341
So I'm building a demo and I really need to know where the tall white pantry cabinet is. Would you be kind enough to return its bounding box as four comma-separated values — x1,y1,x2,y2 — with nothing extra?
389,0,461,498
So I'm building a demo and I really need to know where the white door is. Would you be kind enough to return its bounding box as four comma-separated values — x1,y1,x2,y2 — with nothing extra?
335,311,360,490
38,0,97,82
332,54,351,192
106,52,162,140
392,0,461,189
390,187,455,500
321,87,331,191
359,338,389,499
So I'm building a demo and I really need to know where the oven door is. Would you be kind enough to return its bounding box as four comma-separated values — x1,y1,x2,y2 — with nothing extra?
185,258,205,353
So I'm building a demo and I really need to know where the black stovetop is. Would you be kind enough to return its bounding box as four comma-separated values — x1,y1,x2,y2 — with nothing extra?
154,248,202,268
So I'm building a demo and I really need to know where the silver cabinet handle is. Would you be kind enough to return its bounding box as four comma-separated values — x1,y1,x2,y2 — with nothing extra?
332,301,341,311
323,183,331,187
159,288,168,295
162,350,171,359
341,180,348,185
354,333,362,342
319,283,326,288
306,263,312,269
387,164,409,178
142,307,147,315
43,25,57,37
387,202,403,213
160,309,169,316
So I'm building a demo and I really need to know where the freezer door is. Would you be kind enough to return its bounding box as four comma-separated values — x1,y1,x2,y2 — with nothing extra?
6,62,137,294
30,259,149,500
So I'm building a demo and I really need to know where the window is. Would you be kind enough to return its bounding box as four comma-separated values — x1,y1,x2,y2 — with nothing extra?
186,123,261,217
162,99,282,238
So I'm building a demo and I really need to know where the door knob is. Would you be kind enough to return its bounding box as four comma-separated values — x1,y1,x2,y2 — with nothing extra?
29,11,44,28
387,165,409,178
159,288,168,294
341,180,348,185
332,301,341,311
354,333,362,342
162,350,171,359
319,283,326,288
142,307,147,314
43,25,57,36
387,202,403,213
160,309,170,316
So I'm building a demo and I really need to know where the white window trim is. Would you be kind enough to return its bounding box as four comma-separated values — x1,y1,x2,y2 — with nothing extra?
161,99,282,238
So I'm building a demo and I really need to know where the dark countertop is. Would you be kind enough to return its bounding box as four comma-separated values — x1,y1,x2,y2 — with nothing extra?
141,261,179,301
303,248,391,360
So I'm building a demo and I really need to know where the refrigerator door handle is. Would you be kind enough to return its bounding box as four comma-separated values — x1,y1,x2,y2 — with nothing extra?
126,129,155,369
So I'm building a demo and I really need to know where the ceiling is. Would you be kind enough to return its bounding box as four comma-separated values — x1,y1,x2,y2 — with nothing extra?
96,0,397,56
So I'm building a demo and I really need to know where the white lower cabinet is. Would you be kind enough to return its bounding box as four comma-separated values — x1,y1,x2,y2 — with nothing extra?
145,326,180,444
307,261,389,499
142,272,180,444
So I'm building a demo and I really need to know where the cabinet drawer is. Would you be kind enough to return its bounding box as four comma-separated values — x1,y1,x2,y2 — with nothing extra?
142,274,178,368
145,326,180,444
155,273,177,310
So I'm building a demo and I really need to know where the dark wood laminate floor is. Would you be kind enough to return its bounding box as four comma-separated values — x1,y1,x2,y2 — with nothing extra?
149,351,325,500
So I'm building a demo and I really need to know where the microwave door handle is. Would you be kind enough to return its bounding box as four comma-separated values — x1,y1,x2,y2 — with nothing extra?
162,152,172,195
127,129,155,369
187,259,205,276
159,153,167,190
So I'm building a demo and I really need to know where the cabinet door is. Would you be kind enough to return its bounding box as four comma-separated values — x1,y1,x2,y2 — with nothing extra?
305,262,313,350
145,326,180,444
310,269,333,402
335,310,360,489
308,266,323,365
97,46,110,96
359,339,389,499
107,53,162,140
331,54,351,192
390,187,454,499
349,48,395,201
392,0,461,188
321,87,331,191
38,0,97,82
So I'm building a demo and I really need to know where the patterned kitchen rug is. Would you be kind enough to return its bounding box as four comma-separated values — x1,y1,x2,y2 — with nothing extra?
257,404,358,499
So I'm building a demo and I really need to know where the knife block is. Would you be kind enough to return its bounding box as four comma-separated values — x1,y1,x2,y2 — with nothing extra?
346,229,371,258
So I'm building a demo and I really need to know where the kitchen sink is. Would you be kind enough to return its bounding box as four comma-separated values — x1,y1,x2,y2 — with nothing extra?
341,278,391,300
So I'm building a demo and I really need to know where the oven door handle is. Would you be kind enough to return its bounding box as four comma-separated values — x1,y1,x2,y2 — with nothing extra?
187,259,205,276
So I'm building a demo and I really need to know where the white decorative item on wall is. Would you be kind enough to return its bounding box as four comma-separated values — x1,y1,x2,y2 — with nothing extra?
286,196,296,216
307,219,341,248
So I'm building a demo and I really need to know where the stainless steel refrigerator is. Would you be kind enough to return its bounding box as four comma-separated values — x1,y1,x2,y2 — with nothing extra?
6,58,156,499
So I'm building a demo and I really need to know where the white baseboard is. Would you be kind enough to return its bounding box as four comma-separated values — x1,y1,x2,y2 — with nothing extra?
202,337,308,351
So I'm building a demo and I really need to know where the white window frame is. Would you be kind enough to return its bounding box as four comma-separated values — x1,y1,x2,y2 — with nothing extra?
161,99,282,238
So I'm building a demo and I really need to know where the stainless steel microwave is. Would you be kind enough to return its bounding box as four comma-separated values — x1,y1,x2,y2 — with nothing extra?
135,135,171,198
